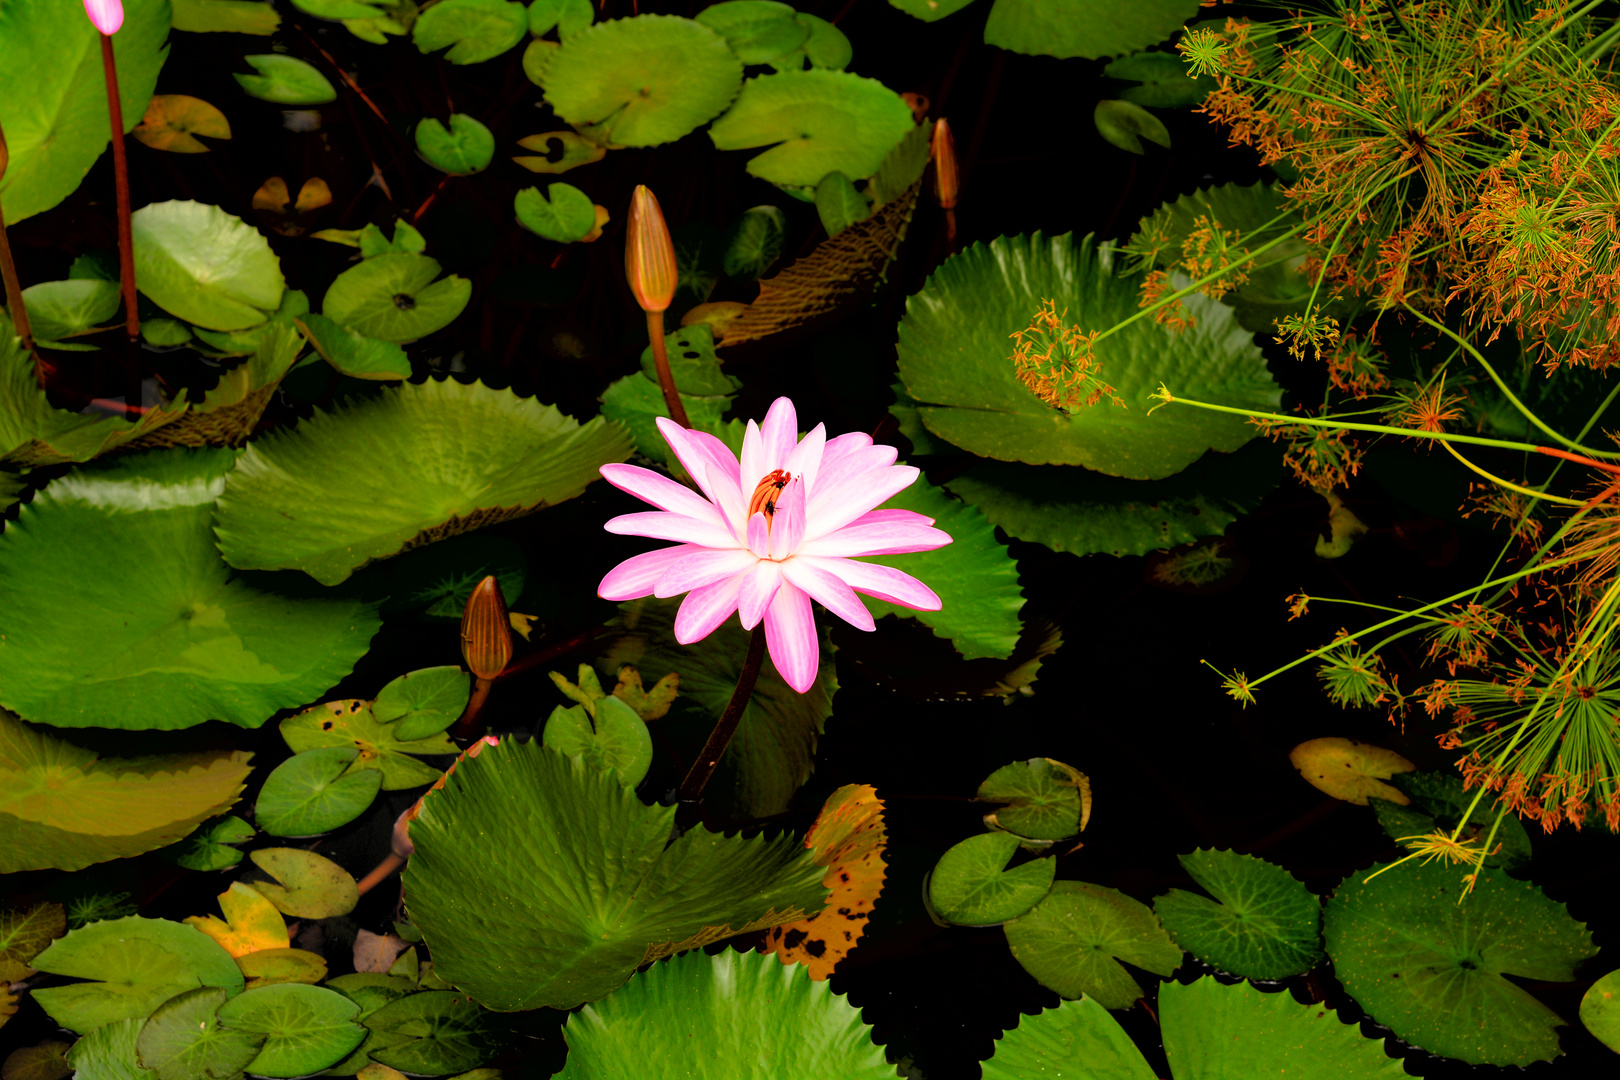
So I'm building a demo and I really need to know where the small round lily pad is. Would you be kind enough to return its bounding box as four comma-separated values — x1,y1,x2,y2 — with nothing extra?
927,832,1055,926
216,984,365,1078
321,252,471,344
256,747,385,837
415,113,495,174
1003,881,1182,1009
1153,848,1323,980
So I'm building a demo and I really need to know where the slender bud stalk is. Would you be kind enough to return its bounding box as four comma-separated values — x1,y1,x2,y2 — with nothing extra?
931,118,959,245
87,1,141,416
454,576,512,737
625,185,689,428
676,624,767,806
0,121,45,386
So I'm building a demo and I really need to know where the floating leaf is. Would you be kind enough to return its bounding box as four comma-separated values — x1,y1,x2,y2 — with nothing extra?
216,984,365,1078
762,784,886,979
814,171,869,237
344,1,418,46
133,95,232,153
234,54,337,104
0,449,381,730
237,949,328,990
249,848,361,919
1582,969,1620,1054
363,993,506,1075
695,1,808,65
980,996,1155,1080
1290,738,1415,806
1,1044,71,1080
403,739,827,1010
1324,861,1595,1065
1372,771,1533,873
978,758,1091,843
165,815,255,872
297,314,411,381
214,378,631,585
31,916,244,1035
984,0,1200,61
377,667,472,736
353,932,412,975
598,597,835,819
22,279,120,349
896,233,1279,477
1153,849,1323,980
412,0,527,64
1105,50,1213,109
542,696,654,788
721,205,786,279
709,70,913,189
185,882,289,959
0,0,169,222
256,747,385,836
172,0,281,34
553,950,889,1079
1004,881,1182,1009
514,183,597,243
132,201,285,331
143,319,193,347
0,903,66,982
321,252,470,343
416,114,495,174
795,13,852,70
291,0,385,18
137,322,306,449
281,697,462,790
65,1019,151,1080
928,833,1054,926
943,441,1281,558
512,130,606,174
135,987,265,1080
541,15,742,148
885,0,977,22
0,712,252,873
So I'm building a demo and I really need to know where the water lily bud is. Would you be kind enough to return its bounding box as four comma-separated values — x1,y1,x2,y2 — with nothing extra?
625,185,677,313
460,576,513,679
931,118,958,210
83,0,124,35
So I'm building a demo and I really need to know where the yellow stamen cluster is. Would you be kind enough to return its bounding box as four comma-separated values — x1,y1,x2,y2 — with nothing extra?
1010,299,1119,412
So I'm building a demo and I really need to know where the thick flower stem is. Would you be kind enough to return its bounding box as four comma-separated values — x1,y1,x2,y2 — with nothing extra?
677,624,766,805
0,203,44,387
99,33,141,413
355,852,405,896
450,675,494,740
647,309,690,428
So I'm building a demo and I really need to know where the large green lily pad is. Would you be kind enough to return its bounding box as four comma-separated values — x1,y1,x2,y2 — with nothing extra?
132,201,286,331
541,15,742,147
135,986,265,1080
0,450,381,729
1323,861,1596,1065
983,0,1199,60
213,378,632,585
980,996,1156,1080
553,950,890,1079
1004,881,1182,1009
0,711,252,874
0,0,170,222
321,252,471,343
1153,848,1323,980
896,233,1279,477
403,739,827,1010
66,1019,151,1080
708,70,913,189
31,917,244,1035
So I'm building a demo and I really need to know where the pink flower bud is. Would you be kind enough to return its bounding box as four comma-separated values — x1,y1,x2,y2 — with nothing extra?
83,0,124,35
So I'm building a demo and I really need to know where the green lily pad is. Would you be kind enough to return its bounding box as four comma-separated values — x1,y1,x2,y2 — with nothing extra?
0,712,252,873
216,984,365,1078
978,758,1090,842
721,205,786,278
512,130,607,174
321,252,471,343
142,319,193,347
256,747,385,837
1581,969,1620,1054
638,325,740,397
514,183,597,243
1004,881,1182,1009
695,1,808,65
280,696,457,791
598,596,835,819
291,0,384,19
380,536,528,619
249,848,361,919
983,0,1200,60
164,815,256,872
980,996,1156,1080
412,0,527,63
343,0,416,44
328,973,419,1015
403,739,827,1010
31,916,244,1035
553,949,889,1079
1323,861,1596,1065
135,986,265,1080
1094,99,1171,155
193,289,311,356
1153,849,1323,980
376,667,471,736
708,70,913,189
67,1019,152,1080
0,449,381,729
22,279,120,349
814,171,869,236
364,992,506,1075
927,833,1055,926
214,378,631,585
1375,770,1533,873
542,696,653,788
1105,50,1213,108
132,201,286,331
416,114,495,174
600,372,736,472
172,0,282,35
896,232,1279,477
944,442,1280,557
234,54,337,104
1160,977,1410,1080
794,13,852,70
855,471,1022,661
541,15,742,147
0,0,169,223
3,1042,72,1080
0,903,66,982
296,314,411,381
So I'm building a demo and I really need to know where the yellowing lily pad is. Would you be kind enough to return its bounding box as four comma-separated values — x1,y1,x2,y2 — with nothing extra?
249,849,360,919
1290,737,1415,806
238,948,329,990
185,882,290,958
133,95,232,153
0,903,66,982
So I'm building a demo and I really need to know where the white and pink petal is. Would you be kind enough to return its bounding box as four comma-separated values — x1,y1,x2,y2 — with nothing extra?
763,581,820,694
598,544,691,601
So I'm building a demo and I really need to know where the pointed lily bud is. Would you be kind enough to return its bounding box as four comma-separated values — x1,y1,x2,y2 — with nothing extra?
83,0,124,35
931,119,958,210
460,576,513,680
625,185,677,313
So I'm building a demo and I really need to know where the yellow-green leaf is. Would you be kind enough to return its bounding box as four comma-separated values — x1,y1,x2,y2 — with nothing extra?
133,94,232,153
185,882,289,958
1290,737,1415,806
249,848,360,919
0,902,66,982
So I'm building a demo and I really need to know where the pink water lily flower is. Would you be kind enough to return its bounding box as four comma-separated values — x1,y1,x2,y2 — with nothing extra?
83,0,124,34
598,398,951,693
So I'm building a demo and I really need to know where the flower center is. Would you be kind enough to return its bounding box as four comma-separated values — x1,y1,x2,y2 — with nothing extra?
748,469,792,525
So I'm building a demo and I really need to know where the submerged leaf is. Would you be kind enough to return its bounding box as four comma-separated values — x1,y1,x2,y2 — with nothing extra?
984,0,1200,61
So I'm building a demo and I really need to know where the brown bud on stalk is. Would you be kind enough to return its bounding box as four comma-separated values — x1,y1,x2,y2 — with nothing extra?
625,185,677,313
460,576,513,680
931,118,958,210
